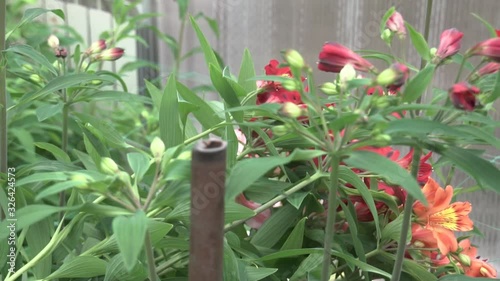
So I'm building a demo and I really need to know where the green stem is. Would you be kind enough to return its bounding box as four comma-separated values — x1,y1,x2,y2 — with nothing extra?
183,121,228,145
0,0,7,220
143,163,161,211
224,172,325,231
321,154,341,281
390,147,421,281
145,232,158,281
445,165,456,186
174,15,187,75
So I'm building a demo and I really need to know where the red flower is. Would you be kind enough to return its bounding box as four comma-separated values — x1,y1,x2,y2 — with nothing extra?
391,148,433,184
257,60,304,105
496,29,500,37
467,37,500,62
317,42,375,73
449,82,480,111
436,28,464,60
235,194,271,229
477,62,500,77
386,11,406,37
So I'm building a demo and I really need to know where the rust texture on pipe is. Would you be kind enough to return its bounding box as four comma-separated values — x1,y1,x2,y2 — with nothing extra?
188,139,227,281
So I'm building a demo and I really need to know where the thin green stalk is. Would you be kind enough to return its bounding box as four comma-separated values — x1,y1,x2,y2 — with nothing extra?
174,15,187,75
183,121,228,145
0,0,7,220
390,147,422,281
224,172,325,231
145,232,158,281
321,154,341,281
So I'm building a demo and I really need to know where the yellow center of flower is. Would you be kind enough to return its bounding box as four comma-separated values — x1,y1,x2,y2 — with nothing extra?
427,206,460,231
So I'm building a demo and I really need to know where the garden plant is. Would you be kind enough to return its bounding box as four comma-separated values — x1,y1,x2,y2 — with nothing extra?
1,0,500,280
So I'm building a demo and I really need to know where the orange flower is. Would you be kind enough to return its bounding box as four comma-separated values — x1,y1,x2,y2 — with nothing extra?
458,239,497,278
413,178,473,255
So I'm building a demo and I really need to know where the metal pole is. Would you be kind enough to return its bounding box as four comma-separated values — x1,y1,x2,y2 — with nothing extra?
189,139,226,281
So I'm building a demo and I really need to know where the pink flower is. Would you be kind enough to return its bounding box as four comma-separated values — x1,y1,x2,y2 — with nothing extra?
257,60,304,105
477,62,500,77
86,39,107,55
436,28,464,60
386,11,406,37
449,82,480,111
95,47,124,61
467,37,500,62
317,42,375,73
235,194,271,229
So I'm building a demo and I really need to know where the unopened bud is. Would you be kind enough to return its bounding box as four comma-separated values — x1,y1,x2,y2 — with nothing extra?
96,47,124,61
91,79,102,85
29,74,42,83
430,47,437,58
101,157,119,175
86,39,106,55
141,110,149,119
375,63,409,88
373,134,392,145
47,35,59,48
177,150,192,160
339,63,356,84
282,79,298,91
22,64,34,72
283,49,305,69
320,82,338,95
381,29,393,46
150,137,165,160
55,48,68,58
272,125,290,137
374,96,390,109
279,102,302,118
117,171,131,187
71,174,89,189
457,253,471,266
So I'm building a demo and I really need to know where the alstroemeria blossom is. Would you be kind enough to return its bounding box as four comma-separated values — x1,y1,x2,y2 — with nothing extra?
467,37,500,62
235,194,271,229
96,47,124,61
257,59,304,105
413,178,473,255
317,42,375,73
386,11,406,38
459,239,498,277
435,28,464,60
449,82,480,111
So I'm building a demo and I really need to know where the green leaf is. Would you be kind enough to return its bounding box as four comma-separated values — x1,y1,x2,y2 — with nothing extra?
177,0,189,19
35,180,85,201
245,266,278,281
226,156,291,200
127,152,151,183
238,48,257,94
210,64,243,122
225,202,255,224
402,64,436,103
190,16,220,70
177,81,223,132
7,44,58,75
471,13,498,38
16,73,114,107
36,102,64,121
343,150,426,203
484,70,500,104
0,205,80,240
290,253,323,281
281,217,306,250
45,256,107,279
250,204,300,248
112,211,148,271
145,80,163,108
377,252,437,281
223,239,239,281
405,22,431,61
16,172,67,185
74,91,151,104
35,142,71,162
381,214,410,244
6,8,64,40
440,146,500,193
160,75,183,148
379,7,395,34
104,254,148,281
26,220,52,278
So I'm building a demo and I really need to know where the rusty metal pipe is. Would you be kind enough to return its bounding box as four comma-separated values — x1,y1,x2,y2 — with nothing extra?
189,139,226,281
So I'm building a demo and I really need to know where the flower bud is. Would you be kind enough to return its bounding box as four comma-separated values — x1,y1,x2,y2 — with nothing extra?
177,150,192,160
101,157,119,175
372,134,392,146
386,11,406,39
457,253,471,266
429,47,437,57
376,63,409,88
95,47,124,61
381,29,393,45
55,48,68,58
86,39,106,55
339,63,356,84
71,174,89,189
374,96,390,109
283,49,305,69
320,82,338,95
150,137,165,159
29,74,42,83
413,240,425,248
435,28,463,61
282,79,298,91
271,125,290,137
47,35,60,48
22,64,34,72
449,82,480,111
117,171,131,187
279,102,302,118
